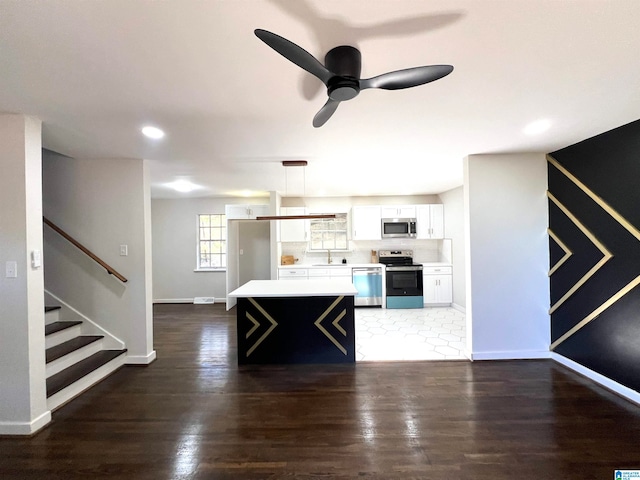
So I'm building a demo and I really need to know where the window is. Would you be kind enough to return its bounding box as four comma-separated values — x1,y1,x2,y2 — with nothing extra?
197,214,226,269
309,214,348,251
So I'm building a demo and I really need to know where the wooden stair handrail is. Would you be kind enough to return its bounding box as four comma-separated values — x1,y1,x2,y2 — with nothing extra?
43,217,128,283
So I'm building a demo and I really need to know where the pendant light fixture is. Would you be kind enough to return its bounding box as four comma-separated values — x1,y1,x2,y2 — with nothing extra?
256,160,336,221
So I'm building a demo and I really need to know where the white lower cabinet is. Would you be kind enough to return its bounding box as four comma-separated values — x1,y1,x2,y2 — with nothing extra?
278,268,308,280
329,267,352,284
307,268,331,281
279,266,352,282
423,266,452,305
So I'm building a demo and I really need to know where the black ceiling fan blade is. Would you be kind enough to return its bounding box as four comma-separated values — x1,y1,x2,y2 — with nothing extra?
313,98,340,128
255,29,333,85
360,65,453,90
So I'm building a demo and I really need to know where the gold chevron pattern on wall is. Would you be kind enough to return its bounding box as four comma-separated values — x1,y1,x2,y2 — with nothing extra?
547,191,613,314
245,297,278,357
547,154,640,350
547,229,572,276
314,296,348,355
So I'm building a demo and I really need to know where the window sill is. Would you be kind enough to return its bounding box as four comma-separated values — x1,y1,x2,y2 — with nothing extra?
307,249,352,253
194,268,226,273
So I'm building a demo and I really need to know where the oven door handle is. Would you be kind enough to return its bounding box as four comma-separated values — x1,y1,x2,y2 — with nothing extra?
385,266,423,272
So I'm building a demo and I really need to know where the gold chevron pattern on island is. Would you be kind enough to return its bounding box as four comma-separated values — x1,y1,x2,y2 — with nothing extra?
314,296,348,355
243,296,349,357
547,154,640,350
245,298,278,357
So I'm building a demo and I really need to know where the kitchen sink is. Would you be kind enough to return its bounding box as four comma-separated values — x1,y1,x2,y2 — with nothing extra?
311,263,345,267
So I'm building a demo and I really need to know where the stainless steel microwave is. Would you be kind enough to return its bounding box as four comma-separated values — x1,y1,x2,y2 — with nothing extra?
381,218,417,238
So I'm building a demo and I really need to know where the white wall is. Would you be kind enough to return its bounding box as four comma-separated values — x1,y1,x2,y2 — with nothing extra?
464,153,550,360
238,221,271,285
0,114,50,434
440,186,465,310
151,197,269,302
155,194,449,303
42,151,155,364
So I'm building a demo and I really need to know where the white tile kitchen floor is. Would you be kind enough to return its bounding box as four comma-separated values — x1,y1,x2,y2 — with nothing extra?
355,306,467,361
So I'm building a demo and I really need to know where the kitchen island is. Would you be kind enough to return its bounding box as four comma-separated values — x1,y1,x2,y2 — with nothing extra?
228,280,357,365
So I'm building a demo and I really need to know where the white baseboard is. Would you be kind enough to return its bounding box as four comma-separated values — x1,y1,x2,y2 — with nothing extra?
452,303,466,314
44,289,126,349
0,410,51,435
125,350,157,365
153,298,225,304
552,353,640,406
153,298,194,304
462,347,472,360
471,349,551,361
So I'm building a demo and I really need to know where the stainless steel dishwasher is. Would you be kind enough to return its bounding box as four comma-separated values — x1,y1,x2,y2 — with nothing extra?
352,267,383,307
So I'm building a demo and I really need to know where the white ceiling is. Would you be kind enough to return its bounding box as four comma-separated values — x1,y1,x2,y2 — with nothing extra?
1,0,639,199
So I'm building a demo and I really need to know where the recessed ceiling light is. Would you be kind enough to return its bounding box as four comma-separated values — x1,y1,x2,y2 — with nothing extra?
168,179,198,193
142,125,165,139
523,119,551,135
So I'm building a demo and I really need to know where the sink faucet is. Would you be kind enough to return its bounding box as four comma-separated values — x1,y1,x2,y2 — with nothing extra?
327,249,332,264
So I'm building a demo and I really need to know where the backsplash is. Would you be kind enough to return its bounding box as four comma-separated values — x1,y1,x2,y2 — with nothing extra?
281,239,450,265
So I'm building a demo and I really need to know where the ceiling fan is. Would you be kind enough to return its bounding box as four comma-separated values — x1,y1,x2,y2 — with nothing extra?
255,29,453,128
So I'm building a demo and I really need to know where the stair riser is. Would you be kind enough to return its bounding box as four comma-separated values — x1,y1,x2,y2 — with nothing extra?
45,326,82,349
47,354,127,412
45,310,60,325
46,339,104,378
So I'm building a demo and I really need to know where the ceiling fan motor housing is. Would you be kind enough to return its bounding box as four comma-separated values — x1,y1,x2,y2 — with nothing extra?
325,46,361,101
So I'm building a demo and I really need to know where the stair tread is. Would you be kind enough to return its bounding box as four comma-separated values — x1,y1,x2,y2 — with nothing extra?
45,321,82,336
45,305,62,313
46,335,104,363
46,349,127,398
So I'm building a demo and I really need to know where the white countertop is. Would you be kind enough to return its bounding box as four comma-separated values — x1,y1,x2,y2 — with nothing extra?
279,262,451,268
229,279,358,298
278,263,383,269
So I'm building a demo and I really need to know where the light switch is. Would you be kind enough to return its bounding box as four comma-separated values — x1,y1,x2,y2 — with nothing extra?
31,249,42,268
120,245,128,256
6,261,17,278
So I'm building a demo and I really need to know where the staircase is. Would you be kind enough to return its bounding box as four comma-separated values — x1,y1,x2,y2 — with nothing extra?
45,305,127,411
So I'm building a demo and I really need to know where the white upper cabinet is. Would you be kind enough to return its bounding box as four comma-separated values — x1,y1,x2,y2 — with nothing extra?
416,204,444,239
225,204,269,219
380,205,416,218
351,206,382,240
279,207,309,242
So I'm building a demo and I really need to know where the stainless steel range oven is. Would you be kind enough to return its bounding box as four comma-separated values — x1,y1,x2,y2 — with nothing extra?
378,250,424,309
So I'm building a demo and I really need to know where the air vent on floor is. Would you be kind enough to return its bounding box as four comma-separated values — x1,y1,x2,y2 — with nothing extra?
193,297,215,304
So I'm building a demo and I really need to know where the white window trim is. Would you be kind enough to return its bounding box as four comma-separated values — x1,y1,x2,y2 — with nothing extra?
308,213,349,252
196,213,227,270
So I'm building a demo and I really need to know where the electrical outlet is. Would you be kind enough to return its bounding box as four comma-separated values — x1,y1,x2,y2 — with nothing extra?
120,245,128,256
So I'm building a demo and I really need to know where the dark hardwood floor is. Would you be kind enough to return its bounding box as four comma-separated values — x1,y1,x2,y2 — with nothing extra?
2,303,640,479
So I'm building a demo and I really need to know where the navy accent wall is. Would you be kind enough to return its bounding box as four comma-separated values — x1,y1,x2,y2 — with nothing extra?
548,119,640,392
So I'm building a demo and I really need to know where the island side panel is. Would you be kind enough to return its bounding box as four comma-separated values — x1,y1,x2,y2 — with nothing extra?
236,295,355,364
